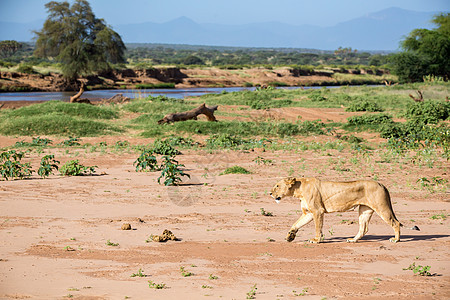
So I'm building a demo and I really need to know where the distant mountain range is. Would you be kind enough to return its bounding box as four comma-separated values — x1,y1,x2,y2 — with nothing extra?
0,7,440,51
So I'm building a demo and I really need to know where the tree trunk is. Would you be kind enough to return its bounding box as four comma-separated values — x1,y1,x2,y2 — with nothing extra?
158,103,218,124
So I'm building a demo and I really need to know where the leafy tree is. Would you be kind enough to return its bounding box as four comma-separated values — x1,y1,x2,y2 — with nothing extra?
182,55,204,65
0,40,23,58
391,13,450,82
33,0,126,79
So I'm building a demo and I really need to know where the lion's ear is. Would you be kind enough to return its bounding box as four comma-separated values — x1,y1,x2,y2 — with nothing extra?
285,177,296,187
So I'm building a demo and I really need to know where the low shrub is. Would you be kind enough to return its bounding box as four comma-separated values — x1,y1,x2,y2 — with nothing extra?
157,156,190,186
206,134,249,149
298,120,326,135
134,150,159,172
14,136,53,148
346,100,383,112
38,154,59,178
405,101,449,124
347,113,393,125
308,92,327,102
17,64,35,74
151,139,180,155
60,160,97,176
0,150,33,180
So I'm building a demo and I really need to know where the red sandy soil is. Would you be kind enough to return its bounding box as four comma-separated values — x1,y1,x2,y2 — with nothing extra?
0,107,449,299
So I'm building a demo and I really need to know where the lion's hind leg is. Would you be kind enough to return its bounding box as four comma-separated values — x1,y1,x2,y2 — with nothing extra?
373,206,401,243
347,205,374,243
389,220,401,243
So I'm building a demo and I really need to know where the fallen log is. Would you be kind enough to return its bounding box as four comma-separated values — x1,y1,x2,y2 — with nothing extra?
158,103,218,124
101,93,130,104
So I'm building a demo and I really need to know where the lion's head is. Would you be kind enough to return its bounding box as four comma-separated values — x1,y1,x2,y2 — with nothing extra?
270,177,297,203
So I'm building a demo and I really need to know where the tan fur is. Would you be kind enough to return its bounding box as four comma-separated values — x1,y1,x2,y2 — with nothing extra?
270,177,402,243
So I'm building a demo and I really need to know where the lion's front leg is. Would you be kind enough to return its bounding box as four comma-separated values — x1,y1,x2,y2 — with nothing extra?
309,209,325,243
286,212,313,242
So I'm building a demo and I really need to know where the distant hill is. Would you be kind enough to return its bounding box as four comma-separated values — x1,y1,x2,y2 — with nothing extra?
0,7,440,51
115,7,438,50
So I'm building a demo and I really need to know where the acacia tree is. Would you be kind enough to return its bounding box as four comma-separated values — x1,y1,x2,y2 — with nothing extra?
391,13,450,82
33,0,126,80
0,40,23,58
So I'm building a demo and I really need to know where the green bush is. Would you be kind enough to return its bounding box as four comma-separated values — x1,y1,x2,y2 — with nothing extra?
405,101,449,124
151,139,180,155
381,121,450,157
38,154,59,178
59,137,81,146
157,156,190,186
14,136,53,148
60,160,97,176
0,150,33,180
206,134,249,149
298,120,326,135
17,64,35,74
134,150,159,172
347,114,393,125
308,92,327,102
273,122,299,137
346,100,383,112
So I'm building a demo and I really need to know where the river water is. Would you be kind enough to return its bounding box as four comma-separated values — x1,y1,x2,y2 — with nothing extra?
0,86,334,102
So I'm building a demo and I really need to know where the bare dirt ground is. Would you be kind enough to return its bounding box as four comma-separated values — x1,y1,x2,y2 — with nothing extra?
0,106,449,299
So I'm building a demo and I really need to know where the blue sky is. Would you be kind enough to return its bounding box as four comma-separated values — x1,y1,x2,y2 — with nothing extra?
0,0,448,27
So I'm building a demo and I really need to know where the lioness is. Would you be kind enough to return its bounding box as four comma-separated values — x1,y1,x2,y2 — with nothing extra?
270,177,402,243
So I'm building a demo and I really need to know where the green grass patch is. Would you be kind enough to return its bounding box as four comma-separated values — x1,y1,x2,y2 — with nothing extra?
135,83,175,89
220,166,251,175
141,119,326,138
2,101,119,119
0,114,122,136
0,101,122,136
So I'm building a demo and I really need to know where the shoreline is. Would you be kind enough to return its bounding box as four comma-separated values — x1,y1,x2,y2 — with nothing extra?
0,66,394,93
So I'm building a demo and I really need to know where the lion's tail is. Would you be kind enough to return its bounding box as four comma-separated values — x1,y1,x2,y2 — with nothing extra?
387,188,420,231
381,184,403,227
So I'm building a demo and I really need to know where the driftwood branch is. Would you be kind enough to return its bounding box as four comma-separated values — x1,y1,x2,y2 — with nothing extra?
100,93,130,105
158,103,218,124
409,90,424,102
70,82,91,104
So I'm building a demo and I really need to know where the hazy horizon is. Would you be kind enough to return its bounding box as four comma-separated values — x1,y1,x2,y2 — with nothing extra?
0,0,448,50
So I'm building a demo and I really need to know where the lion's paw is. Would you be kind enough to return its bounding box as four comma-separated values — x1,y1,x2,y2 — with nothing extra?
346,238,358,243
308,238,321,244
286,231,297,242
389,237,399,243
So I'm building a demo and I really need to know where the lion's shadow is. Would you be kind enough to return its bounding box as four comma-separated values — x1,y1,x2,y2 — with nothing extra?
325,234,449,243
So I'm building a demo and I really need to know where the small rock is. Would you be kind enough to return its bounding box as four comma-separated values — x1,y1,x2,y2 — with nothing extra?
151,229,178,242
121,223,132,230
